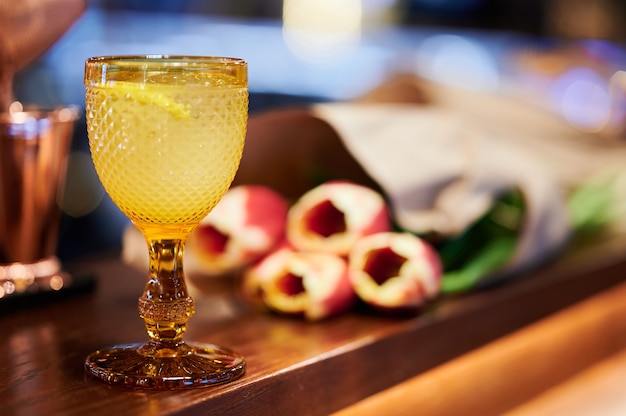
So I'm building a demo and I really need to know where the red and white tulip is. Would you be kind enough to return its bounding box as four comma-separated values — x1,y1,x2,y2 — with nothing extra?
286,181,391,256
185,185,289,276
348,232,442,312
242,245,356,321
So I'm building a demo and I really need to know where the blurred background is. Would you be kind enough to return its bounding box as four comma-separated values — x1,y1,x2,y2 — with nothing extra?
10,0,626,261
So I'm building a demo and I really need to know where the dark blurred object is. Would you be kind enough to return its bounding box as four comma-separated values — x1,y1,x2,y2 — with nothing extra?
405,0,625,41
545,0,626,40
0,270,94,312
0,0,86,110
404,0,546,35
86,0,625,43
90,0,282,18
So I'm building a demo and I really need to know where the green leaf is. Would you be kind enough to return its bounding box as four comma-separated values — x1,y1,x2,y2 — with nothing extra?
441,236,517,293
437,189,524,293
567,173,619,234
437,168,626,294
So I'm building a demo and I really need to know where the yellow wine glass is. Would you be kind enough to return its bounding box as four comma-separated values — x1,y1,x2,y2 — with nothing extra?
83,55,247,389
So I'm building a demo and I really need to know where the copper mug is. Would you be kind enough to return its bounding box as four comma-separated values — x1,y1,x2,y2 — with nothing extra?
0,105,78,297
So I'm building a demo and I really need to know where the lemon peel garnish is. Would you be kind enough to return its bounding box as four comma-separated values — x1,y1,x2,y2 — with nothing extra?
102,81,191,120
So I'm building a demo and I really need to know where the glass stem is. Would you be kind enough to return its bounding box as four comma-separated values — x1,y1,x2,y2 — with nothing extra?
138,238,194,344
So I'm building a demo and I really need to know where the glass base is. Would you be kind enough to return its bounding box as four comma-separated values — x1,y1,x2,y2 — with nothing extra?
85,340,245,389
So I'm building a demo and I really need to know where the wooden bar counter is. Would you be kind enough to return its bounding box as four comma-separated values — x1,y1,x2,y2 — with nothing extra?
2,233,626,415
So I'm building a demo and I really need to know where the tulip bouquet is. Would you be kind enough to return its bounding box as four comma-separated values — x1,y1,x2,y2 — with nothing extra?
239,181,442,320
122,169,624,321
123,181,444,320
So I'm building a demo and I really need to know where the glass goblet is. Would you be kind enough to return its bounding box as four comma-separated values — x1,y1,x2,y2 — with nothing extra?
83,55,248,389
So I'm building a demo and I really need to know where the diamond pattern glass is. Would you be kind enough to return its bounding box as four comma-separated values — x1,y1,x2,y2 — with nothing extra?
83,56,248,389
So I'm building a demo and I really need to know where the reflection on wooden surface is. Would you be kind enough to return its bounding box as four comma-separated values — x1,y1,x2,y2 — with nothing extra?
507,346,626,415
334,271,626,416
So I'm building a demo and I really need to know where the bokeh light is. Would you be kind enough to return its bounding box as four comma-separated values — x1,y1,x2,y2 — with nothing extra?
551,67,611,132
282,0,362,65
415,34,500,91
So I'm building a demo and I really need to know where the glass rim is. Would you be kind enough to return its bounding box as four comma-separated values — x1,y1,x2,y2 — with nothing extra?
85,55,247,67
84,55,248,87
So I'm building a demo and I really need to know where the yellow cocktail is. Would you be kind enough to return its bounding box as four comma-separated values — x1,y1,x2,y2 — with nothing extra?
83,56,248,389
